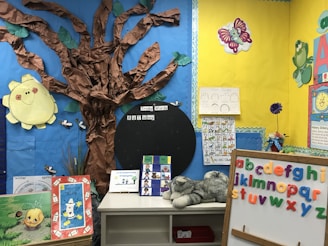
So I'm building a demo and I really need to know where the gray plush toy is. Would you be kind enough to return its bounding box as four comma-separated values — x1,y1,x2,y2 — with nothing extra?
162,171,229,209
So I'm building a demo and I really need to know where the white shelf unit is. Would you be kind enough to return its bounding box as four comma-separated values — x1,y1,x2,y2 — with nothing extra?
98,193,226,246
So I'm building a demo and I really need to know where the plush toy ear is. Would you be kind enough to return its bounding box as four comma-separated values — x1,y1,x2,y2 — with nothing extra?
204,171,219,179
176,176,187,185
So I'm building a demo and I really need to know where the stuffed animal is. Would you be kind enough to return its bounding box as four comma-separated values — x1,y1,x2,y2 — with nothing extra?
162,171,229,209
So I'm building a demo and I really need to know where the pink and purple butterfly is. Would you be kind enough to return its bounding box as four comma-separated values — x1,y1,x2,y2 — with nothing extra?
218,18,252,53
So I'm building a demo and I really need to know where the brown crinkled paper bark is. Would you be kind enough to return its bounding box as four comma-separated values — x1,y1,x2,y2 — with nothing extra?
0,0,180,195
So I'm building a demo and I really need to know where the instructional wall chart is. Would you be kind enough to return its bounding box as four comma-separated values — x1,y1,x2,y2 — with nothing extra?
201,116,236,165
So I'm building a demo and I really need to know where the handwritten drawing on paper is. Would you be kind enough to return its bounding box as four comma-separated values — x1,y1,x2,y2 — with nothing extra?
201,116,236,165
199,87,240,115
13,175,52,194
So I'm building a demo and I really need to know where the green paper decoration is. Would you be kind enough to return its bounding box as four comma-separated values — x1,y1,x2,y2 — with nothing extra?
113,1,124,17
144,91,166,102
120,104,134,114
173,52,192,66
64,100,80,113
58,26,78,49
5,22,29,38
120,92,166,114
139,0,153,11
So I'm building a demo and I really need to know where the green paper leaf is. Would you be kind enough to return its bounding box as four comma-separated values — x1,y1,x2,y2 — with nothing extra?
58,26,78,49
139,0,153,11
113,1,124,17
120,104,134,114
64,100,80,113
120,92,166,114
5,22,29,38
173,52,192,66
144,92,166,102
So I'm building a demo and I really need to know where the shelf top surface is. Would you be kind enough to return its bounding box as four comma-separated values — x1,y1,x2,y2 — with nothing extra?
97,193,226,212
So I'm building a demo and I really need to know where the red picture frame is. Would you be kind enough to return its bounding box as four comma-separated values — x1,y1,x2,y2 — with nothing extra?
51,175,93,240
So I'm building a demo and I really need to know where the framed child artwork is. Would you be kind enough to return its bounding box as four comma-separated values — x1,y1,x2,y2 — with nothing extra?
51,175,93,240
109,169,140,193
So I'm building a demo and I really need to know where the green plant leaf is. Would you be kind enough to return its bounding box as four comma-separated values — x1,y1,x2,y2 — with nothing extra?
5,22,29,38
58,26,78,49
113,1,124,17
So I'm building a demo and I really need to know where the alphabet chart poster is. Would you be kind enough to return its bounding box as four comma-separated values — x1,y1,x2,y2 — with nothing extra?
201,116,236,165
222,150,328,246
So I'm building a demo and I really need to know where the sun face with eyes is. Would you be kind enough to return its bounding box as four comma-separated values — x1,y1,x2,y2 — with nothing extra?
2,74,58,130
315,91,328,112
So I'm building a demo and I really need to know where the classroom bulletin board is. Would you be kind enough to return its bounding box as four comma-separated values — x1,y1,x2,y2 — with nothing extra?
222,149,328,246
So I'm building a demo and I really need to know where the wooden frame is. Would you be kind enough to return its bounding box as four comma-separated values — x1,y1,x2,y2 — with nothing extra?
222,149,328,246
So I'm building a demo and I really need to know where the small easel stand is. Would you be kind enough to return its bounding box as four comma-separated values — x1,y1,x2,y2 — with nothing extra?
231,224,301,246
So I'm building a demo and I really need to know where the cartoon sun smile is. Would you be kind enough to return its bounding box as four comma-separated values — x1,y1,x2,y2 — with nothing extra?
2,74,58,130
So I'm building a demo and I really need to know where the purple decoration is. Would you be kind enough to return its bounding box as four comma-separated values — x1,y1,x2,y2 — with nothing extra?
270,103,282,114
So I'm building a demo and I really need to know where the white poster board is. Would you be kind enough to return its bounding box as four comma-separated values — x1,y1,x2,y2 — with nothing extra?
109,170,140,193
199,87,240,115
222,150,328,246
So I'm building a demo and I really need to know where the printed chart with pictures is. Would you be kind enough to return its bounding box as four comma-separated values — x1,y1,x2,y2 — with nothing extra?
140,155,171,196
51,175,93,240
201,116,236,165
308,83,328,150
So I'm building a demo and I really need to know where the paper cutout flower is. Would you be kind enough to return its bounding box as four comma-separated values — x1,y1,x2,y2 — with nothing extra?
270,102,282,115
270,102,282,132
266,102,285,152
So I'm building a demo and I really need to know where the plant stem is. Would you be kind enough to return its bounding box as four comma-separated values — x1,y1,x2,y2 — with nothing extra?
276,114,279,132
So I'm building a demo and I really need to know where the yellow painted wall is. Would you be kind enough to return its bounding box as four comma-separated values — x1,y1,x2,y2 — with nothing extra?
198,0,327,148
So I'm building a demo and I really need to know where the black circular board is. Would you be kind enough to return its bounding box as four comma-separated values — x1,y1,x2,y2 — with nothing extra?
114,101,196,178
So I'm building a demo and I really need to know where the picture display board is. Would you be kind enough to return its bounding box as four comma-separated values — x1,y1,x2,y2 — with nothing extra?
115,101,196,178
222,149,328,246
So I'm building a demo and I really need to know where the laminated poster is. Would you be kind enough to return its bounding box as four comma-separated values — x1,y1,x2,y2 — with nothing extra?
201,116,236,165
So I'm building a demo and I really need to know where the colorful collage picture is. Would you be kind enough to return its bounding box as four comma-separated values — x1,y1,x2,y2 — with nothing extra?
51,175,93,240
140,155,171,196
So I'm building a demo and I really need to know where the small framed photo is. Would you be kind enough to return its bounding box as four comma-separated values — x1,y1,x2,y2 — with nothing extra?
109,169,140,193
